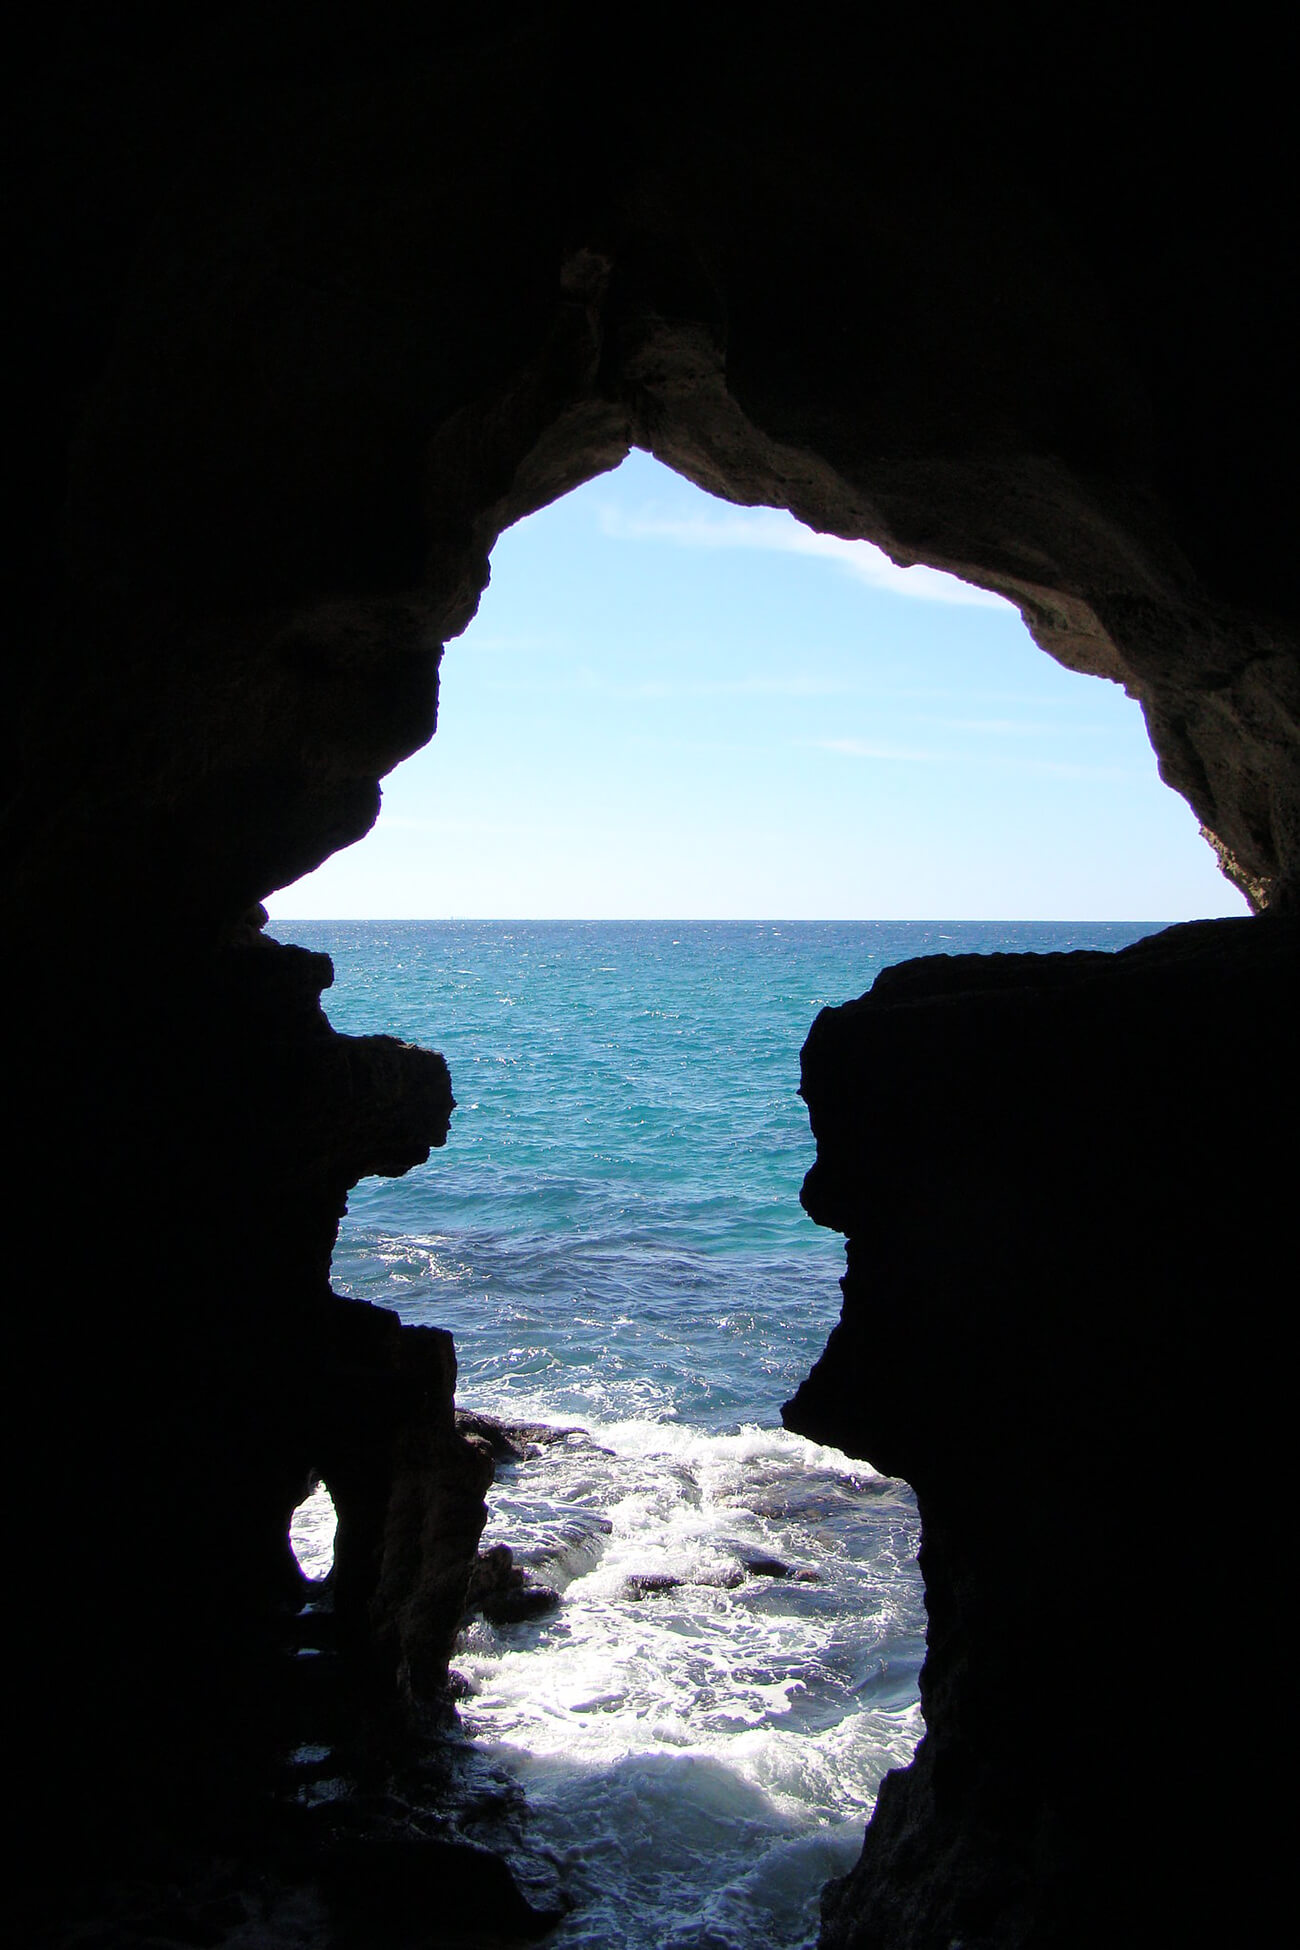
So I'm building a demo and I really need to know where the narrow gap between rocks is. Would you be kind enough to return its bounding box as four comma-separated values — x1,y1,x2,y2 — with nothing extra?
289,1479,338,1585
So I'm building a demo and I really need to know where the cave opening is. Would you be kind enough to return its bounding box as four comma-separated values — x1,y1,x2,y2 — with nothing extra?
21,22,1293,1945
263,451,1246,1947
289,1478,338,1585
270,450,1244,927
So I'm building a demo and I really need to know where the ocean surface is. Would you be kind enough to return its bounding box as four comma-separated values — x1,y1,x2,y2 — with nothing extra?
286,919,1163,1949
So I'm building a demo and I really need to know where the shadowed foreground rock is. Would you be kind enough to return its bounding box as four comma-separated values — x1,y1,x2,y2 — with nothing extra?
11,8,1297,1945
786,915,1297,1947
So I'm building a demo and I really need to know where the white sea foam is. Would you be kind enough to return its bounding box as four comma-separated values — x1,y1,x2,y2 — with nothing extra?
454,1409,924,1948
288,1480,337,1582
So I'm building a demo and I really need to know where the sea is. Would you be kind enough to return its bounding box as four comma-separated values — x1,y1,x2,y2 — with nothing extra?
285,918,1163,1949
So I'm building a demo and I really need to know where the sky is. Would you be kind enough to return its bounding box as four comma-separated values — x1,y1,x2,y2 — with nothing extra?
266,449,1246,922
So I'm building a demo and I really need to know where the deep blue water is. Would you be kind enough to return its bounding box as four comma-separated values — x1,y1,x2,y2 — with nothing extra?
285,918,1164,1949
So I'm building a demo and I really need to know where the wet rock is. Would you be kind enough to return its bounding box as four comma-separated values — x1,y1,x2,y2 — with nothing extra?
454,1411,531,1463
733,1546,795,1579
321,1831,564,1943
516,1510,613,1589
623,1565,745,1599
488,1584,561,1625
454,1408,592,1462
464,1543,560,1626
623,1573,684,1600
273,1786,569,1946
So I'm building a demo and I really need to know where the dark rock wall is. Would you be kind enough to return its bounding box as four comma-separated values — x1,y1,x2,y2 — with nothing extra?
785,916,1297,1945
12,920,489,1870
19,11,1299,937
12,7,1296,1942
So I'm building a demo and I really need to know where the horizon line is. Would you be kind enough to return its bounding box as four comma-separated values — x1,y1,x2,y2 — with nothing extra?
265,914,1190,926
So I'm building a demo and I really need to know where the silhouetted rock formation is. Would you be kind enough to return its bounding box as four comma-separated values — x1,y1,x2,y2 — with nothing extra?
786,915,1297,1946
12,8,1296,1945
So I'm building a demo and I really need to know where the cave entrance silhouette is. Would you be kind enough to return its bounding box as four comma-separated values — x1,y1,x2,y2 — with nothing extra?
263,453,1243,1948
21,22,1293,1950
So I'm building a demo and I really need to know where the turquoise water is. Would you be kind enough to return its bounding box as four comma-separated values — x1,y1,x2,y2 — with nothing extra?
288,918,1163,1949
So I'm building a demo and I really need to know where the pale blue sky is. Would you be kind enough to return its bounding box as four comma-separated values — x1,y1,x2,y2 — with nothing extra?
267,450,1246,921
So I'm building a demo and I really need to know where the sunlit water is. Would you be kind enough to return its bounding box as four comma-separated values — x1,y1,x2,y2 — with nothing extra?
289,918,1162,1948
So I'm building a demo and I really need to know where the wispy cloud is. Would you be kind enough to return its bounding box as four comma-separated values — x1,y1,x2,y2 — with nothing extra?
999,757,1138,780
606,673,857,700
480,669,866,703
938,717,1052,736
599,506,1014,610
813,738,1134,779
932,716,1118,739
818,737,942,762
454,630,569,653
376,813,572,838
